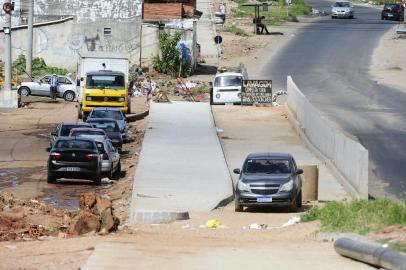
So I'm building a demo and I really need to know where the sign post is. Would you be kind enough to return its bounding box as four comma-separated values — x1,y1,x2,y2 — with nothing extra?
241,80,273,105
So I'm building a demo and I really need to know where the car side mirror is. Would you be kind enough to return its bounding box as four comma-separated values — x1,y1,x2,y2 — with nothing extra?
46,147,51,152
51,131,57,136
233,168,241,174
296,169,304,175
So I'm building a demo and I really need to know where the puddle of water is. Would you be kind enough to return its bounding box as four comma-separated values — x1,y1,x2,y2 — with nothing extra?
0,170,20,188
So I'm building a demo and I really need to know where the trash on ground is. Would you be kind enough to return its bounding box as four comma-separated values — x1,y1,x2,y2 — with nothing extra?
248,223,268,230
205,219,221,229
281,216,301,227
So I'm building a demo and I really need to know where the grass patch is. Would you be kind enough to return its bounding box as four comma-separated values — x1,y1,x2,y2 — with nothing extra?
232,0,312,25
387,66,402,71
301,199,406,235
224,26,250,37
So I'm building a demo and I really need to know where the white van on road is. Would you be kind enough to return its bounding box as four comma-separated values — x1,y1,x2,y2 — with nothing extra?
211,72,246,105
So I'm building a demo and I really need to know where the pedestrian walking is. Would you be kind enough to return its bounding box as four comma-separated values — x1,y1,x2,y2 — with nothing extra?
49,74,59,100
255,16,269,34
143,76,153,107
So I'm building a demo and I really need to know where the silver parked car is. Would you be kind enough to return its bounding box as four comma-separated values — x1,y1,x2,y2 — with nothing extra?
18,75,77,102
331,1,354,19
94,138,121,180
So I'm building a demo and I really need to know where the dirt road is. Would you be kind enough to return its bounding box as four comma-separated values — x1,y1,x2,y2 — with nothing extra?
0,96,148,221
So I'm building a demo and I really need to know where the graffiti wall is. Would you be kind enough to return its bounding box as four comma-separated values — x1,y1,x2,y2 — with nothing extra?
0,17,142,71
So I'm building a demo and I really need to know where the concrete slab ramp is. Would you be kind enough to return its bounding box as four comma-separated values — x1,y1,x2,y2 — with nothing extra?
128,102,233,223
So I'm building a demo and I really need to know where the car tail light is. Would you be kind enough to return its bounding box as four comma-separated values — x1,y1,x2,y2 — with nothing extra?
85,154,98,161
50,152,62,160
102,153,109,160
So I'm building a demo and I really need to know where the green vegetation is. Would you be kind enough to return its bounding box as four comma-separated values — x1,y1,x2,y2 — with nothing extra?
13,54,69,77
301,199,406,235
388,66,402,71
193,84,210,95
233,0,312,25
224,26,250,37
153,32,190,78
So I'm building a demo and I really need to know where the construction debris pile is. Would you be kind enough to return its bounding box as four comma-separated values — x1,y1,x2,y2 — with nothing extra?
0,192,119,241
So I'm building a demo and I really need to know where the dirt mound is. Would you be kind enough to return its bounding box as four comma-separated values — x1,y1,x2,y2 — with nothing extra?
0,191,120,241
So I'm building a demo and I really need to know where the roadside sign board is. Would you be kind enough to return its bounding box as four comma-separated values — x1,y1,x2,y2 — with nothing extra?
241,80,273,104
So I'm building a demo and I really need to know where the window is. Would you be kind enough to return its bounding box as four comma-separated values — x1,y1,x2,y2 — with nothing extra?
244,159,291,174
55,140,95,150
214,76,243,87
104,28,112,36
86,74,125,89
89,122,120,132
60,125,90,136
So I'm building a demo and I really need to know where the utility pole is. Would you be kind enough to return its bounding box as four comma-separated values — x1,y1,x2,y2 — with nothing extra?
27,0,34,78
3,0,13,92
0,0,17,108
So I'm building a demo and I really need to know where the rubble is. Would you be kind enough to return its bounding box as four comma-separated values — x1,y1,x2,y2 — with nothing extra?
0,191,120,241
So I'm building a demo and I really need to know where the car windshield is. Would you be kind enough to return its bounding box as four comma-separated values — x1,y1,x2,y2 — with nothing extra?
71,130,105,136
90,110,123,120
244,159,291,174
60,125,89,136
384,4,399,10
334,2,351,7
86,74,125,89
55,140,95,150
89,122,120,133
214,75,242,87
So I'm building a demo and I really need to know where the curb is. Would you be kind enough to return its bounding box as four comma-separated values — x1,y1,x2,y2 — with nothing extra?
285,104,361,199
126,110,149,123
128,209,190,224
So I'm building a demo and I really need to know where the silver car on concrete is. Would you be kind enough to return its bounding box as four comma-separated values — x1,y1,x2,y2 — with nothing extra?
18,75,77,102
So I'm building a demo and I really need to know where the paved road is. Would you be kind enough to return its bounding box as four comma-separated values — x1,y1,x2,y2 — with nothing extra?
262,0,406,199
129,102,233,222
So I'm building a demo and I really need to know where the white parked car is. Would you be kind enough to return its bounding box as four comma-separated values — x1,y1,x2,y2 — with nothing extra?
331,1,354,19
18,75,77,102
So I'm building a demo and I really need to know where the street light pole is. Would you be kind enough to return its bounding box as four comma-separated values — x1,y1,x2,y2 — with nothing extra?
27,0,34,78
3,0,13,92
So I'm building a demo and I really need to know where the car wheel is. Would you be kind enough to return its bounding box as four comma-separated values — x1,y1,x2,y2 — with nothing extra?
112,162,121,180
19,87,30,96
296,190,302,208
47,173,56,184
331,16,335,19
235,200,243,212
93,175,102,185
290,197,298,212
63,91,75,102
350,15,354,19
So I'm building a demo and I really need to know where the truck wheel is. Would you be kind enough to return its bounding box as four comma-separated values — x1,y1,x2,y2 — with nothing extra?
127,100,132,114
77,106,83,119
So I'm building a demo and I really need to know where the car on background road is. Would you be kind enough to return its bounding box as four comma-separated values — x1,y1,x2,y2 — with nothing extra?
94,138,121,180
381,3,404,21
18,75,77,101
234,152,303,212
50,122,92,146
211,71,246,105
87,107,128,140
331,1,354,19
47,137,102,184
86,118,123,151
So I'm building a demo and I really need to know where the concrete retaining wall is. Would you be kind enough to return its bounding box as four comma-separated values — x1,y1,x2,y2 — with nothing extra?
287,76,368,199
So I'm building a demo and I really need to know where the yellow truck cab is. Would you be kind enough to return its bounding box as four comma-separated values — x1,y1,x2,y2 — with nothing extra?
76,53,131,119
